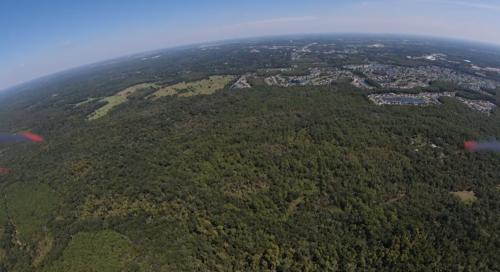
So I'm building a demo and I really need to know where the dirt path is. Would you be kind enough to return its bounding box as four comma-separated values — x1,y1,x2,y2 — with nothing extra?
387,193,406,204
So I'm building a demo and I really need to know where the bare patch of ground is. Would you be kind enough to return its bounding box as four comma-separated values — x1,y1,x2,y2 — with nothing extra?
387,192,406,204
451,190,478,204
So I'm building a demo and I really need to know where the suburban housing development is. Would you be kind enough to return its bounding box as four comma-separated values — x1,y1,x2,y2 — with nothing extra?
227,42,500,115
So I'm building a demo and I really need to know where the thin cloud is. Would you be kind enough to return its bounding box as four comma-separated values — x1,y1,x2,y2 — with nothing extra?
247,17,316,25
384,0,500,11
62,41,70,46
19,63,24,67
225,17,316,29
443,1,500,11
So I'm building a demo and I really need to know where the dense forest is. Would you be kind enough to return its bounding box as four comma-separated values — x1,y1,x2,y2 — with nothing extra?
0,36,500,271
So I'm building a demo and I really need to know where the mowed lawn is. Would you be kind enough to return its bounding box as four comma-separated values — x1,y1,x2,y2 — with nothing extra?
78,75,234,120
75,97,98,106
5,182,63,241
117,83,156,97
451,190,478,204
87,96,128,121
148,75,236,99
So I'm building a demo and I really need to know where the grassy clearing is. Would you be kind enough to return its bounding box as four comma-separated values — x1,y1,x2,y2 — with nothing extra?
85,75,234,120
45,230,132,272
277,75,287,84
0,192,9,226
87,96,128,121
148,75,236,99
5,182,63,241
33,235,55,267
117,83,156,97
284,196,303,220
451,190,478,204
396,77,418,83
247,76,267,87
75,97,98,106
223,180,268,199
326,205,343,212
411,135,430,148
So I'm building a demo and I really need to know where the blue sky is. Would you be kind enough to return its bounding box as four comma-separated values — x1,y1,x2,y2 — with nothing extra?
1,0,500,90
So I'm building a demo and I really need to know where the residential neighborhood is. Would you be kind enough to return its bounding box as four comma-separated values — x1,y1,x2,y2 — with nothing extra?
348,65,500,93
258,63,499,95
455,96,497,115
233,40,500,116
368,92,456,106
368,92,496,115
264,67,355,87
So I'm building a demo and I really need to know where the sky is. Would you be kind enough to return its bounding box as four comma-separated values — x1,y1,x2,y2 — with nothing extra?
1,0,500,91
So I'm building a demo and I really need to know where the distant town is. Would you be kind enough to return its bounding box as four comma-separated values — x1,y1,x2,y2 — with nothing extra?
231,63,498,115
254,64,500,91
228,42,500,115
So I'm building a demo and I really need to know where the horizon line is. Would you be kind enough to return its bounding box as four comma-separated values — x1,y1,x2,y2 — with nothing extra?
2,32,500,93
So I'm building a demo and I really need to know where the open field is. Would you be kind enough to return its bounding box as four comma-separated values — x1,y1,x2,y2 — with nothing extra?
451,190,478,204
117,83,156,97
5,182,63,241
87,96,128,121
82,76,234,120
44,230,132,272
33,235,55,267
75,97,98,106
326,205,343,212
246,76,267,87
148,75,236,99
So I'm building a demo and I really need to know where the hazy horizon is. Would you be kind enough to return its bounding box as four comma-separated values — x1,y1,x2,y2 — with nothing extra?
2,0,500,91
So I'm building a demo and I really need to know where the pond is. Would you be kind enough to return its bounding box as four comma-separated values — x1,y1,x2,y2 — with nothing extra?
289,79,308,84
